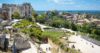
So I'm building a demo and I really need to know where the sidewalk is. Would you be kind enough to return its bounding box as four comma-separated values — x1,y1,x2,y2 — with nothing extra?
21,41,37,53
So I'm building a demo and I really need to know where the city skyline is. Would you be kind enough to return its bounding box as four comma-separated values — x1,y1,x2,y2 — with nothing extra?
0,0,100,11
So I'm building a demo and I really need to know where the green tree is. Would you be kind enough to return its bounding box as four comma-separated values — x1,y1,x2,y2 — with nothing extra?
51,16,64,28
71,23,77,31
12,12,21,19
32,10,38,18
81,23,91,33
95,29,100,35
36,14,46,23
64,21,72,29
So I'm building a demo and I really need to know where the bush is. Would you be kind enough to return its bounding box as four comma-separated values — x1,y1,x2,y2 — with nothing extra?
13,19,42,39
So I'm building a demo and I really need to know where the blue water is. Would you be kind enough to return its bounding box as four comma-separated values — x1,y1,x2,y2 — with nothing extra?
36,10,100,15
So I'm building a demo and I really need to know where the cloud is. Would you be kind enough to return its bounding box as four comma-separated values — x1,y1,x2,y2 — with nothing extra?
48,0,75,4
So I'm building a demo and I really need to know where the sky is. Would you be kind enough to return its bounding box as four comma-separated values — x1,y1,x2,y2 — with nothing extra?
0,0,100,11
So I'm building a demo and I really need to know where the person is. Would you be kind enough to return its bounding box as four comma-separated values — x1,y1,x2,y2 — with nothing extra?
92,45,94,48
39,48,42,53
46,48,48,51
72,45,75,48
12,40,17,53
4,38,9,52
49,47,50,50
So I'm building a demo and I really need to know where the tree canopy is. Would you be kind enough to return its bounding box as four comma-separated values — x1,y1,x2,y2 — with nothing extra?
12,12,21,19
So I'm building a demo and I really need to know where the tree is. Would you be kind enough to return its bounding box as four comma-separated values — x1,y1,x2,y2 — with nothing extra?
71,23,77,31
25,16,35,22
12,12,21,19
36,14,46,23
81,23,91,33
64,21,72,29
91,29,96,34
32,10,38,18
51,16,64,28
46,10,59,17
95,29,100,35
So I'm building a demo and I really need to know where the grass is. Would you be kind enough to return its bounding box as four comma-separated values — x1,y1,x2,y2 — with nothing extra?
41,28,74,44
42,31,64,37
42,31,64,44
41,30,80,53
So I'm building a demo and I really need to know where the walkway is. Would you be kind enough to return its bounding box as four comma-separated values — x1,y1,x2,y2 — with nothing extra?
21,41,37,53
69,35,100,53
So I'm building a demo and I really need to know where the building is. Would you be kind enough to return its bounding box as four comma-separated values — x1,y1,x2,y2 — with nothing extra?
72,14,79,23
22,3,33,17
0,8,3,18
2,8,10,20
93,20,100,27
1,3,33,20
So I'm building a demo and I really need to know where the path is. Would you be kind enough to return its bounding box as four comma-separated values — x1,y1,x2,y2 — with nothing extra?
68,35,100,53
21,41,37,53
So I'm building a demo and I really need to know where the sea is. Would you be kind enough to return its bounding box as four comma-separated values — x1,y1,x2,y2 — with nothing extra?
36,10,100,15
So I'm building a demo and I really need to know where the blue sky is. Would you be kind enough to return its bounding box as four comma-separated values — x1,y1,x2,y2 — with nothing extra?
0,0,100,11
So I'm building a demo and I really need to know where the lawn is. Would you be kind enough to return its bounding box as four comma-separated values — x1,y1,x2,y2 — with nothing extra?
42,31,64,44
